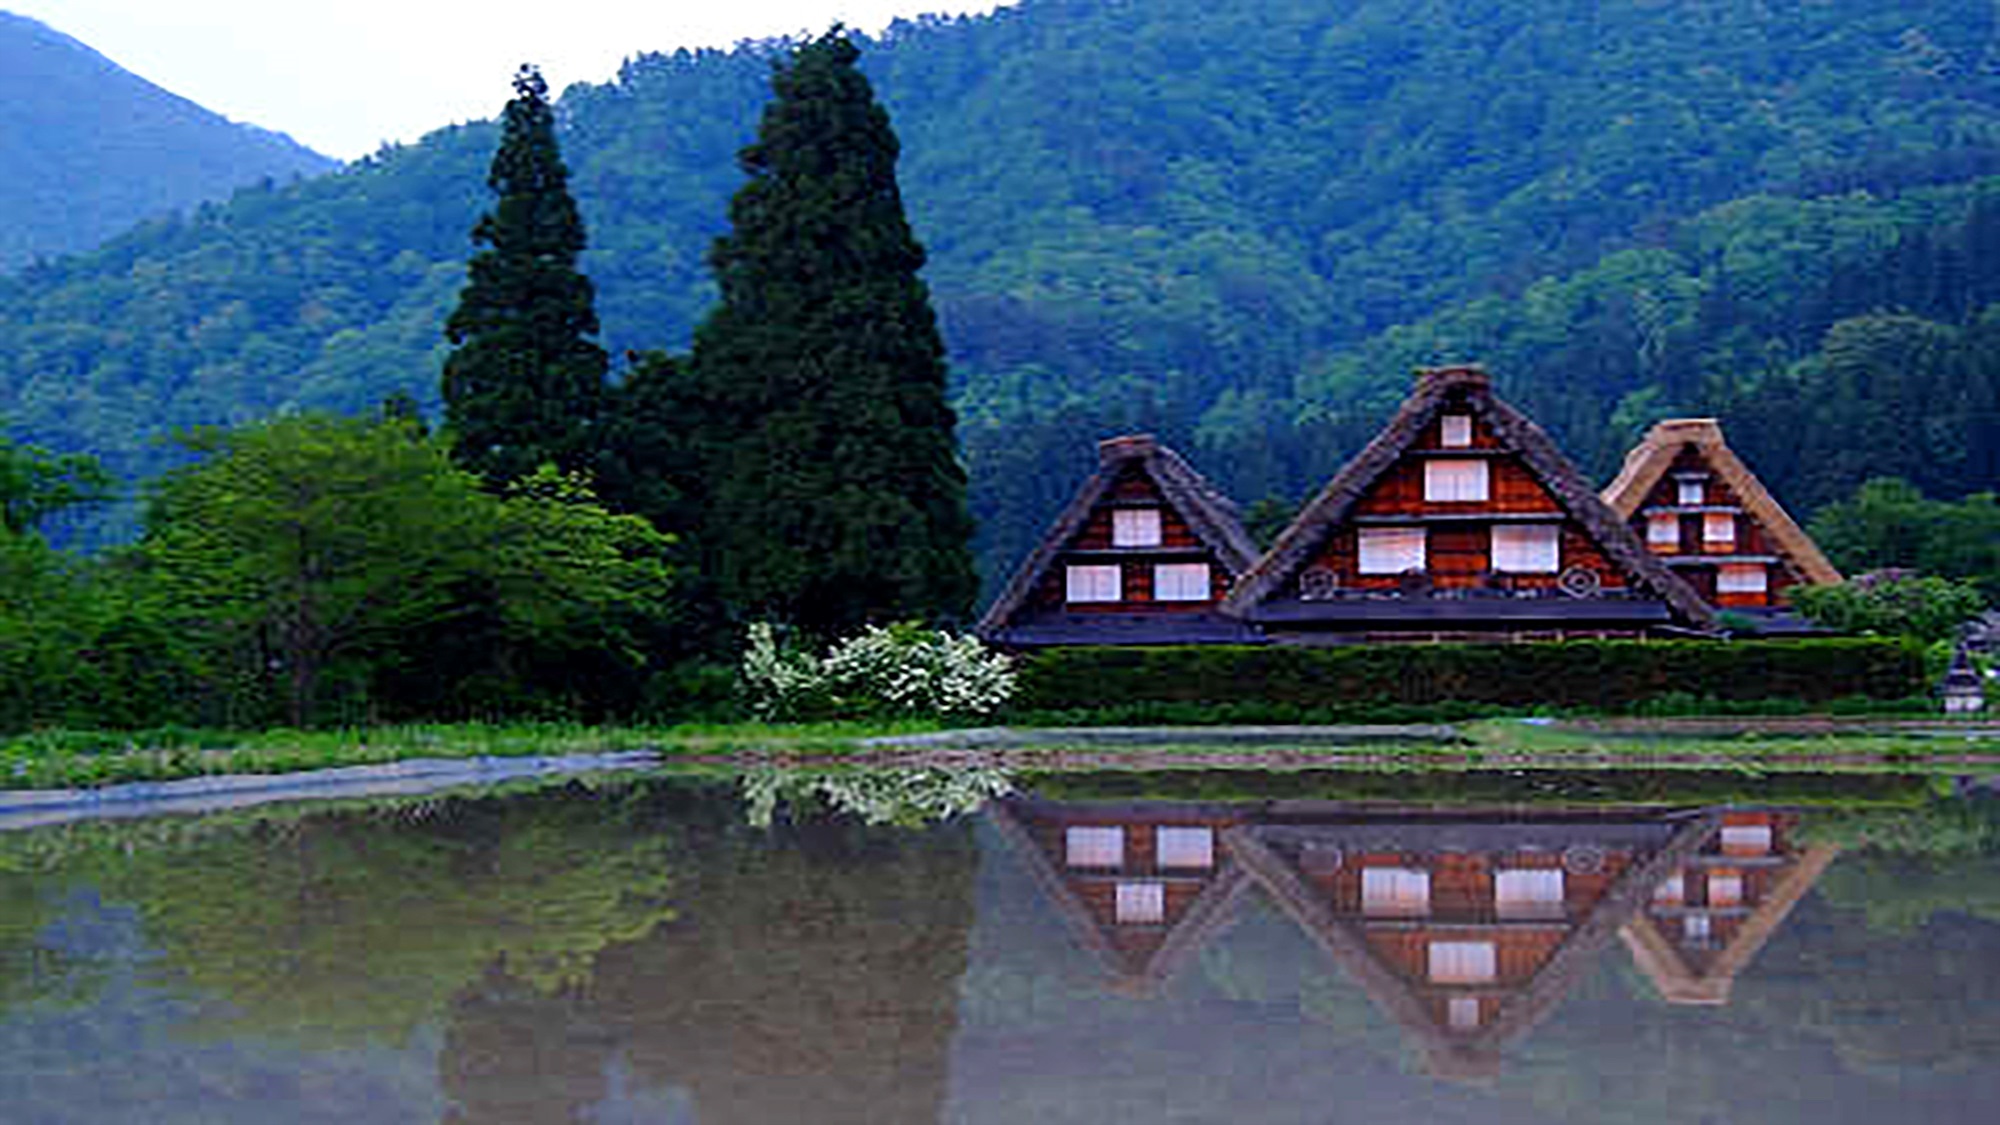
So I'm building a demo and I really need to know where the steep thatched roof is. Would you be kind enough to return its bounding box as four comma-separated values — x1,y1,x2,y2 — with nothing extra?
1602,418,1842,587
1221,366,1716,630
977,434,1263,638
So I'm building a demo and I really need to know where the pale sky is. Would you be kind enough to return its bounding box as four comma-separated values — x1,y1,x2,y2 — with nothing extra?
10,1,1009,160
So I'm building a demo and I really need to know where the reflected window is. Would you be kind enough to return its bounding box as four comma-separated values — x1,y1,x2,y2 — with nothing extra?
1720,824,1773,855
1066,826,1124,868
1429,941,1497,984
1156,827,1215,870
1448,996,1481,1030
1653,872,1686,904
1115,881,1165,924
1495,869,1566,919
1362,867,1431,917
1707,872,1744,907
1683,913,1711,942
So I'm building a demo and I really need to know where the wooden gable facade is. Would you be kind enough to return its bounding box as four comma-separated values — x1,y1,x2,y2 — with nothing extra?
1223,366,1715,642
978,434,1264,648
1602,419,1841,617
1620,811,1839,1005
986,797,1254,995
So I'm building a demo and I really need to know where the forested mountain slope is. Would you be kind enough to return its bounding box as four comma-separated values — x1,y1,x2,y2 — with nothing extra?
5,0,1999,579
0,10,336,271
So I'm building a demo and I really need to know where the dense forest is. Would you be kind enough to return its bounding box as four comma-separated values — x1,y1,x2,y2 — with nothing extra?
0,11,335,272
6,0,2000,586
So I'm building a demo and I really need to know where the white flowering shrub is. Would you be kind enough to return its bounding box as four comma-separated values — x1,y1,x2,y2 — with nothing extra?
739,621,1016,722
742,765,1015,828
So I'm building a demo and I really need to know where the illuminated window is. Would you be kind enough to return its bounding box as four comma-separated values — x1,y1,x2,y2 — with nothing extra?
1648,512,1680,547
1424,459,1490,502
1153,563,1212,602
1115,882,1165,924
1065,827,1124,868
1362,867,1431,917
1156,827,1215,870
1112,508,1162,547
1495,869,1567,920
1440,414,1474,448
1358,528,1427,574
1703,513,1736,545
1717,564,1767,594
1429,941,1497,984
1491,525,1560,573
1678,479,1704,506
1065,564,1122,603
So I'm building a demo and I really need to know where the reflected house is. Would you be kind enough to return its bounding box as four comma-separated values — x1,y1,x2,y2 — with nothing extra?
1224,365,1715,642
1621,811,1841,1005
986,796,1254,995
1602,419,1841,626
977,434,1264,648
990,794,1721,1078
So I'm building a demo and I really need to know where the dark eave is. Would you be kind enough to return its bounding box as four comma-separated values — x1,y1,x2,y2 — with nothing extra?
1246,597,1674,625
990,611,1267,648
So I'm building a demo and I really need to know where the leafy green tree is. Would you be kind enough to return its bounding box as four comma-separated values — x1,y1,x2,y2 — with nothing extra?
1810,477,2000,595
442,65,608,487
1791,572,1987,643
0,430,110,535
691,31,976,635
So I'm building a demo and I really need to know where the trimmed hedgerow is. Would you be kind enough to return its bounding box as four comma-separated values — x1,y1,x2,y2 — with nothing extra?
1012,638,1928,715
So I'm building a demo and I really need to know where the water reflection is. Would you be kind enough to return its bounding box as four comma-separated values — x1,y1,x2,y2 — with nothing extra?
1,769,1998,1123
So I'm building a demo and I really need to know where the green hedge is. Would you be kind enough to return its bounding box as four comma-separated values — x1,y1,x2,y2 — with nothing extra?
1012,638,1929,715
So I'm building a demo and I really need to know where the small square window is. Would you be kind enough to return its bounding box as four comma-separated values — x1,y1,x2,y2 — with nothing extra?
1115,881,1165,924
1703,513,1736,544
1491,525,1560,573
1112,508,1162,548
1707,873,1744,907
1648,512,1680,547
1448,996,1481,1030
1683,913,1711,942
1065,564,1122,603
1358,528,1426,575
1428,941,1497,984
1440,414,1474,448
1065,826,1124,868
1153,563,1212,602
1424,459,1490,503
1653,872,1686,904
1156,827,1215,869
1678,479,1705,506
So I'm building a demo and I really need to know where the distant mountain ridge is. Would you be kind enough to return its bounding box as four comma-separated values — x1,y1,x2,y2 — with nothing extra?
0,9,337,270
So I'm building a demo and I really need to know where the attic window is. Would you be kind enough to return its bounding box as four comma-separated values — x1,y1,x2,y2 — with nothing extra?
1112,508,1163,548
1066,564,1122,603
1448,997,1482,1030
1156,827,1215,870
1362,867,1432,917
1065,827,1125,868
1683,913,1711,942
1678,479,1705,506
1440,414,1474,448
1717,564,1766,594
1358,528,1427,575
1495,869,1566,920
1115,881,1165,924
1491,525,1560,573
1424,459,1490,503
1647,512,1680,547
1428,941,1497,984
1154,563,1212,602
1703,513,1736,545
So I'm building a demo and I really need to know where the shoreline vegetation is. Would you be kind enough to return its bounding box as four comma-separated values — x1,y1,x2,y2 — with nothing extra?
8,714,2000,798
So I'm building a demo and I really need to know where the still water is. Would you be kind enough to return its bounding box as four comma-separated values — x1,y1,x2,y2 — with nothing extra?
2,767,1998,1124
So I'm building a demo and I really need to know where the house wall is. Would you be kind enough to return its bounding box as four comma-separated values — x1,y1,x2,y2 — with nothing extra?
1026,463,1235,613
1630,446,1804,608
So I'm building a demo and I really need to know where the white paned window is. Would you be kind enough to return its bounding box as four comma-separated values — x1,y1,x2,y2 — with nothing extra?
1424,459,1490,502
1703,513,1737,545
1153,563,1212,602
1648,512,1680,547
1362,867,1432,917
1065,827,1124,868
1653,872,1686,904
1429,941,1497,984
1495,869,1567,920
1684,913,1711,941
1720,824,1774,855
1115,881,1165,924
1112,507,1163,548
1491,525,1560,573
1448,996,1482,1030
1717,564,1767,594
1440,414,1474,448
1065,564,1122,604
1678,479,1705,506
1156,827,1215,869
1706,873,1744,907
1358,528,1427,575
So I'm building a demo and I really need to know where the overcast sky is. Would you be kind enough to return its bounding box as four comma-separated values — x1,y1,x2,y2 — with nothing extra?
11,1,1009,160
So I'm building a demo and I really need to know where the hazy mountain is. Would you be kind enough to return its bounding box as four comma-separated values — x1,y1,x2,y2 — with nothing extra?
0,9,337,271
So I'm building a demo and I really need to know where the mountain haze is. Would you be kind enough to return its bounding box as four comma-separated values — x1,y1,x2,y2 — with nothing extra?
0,10,337,271
5,0,2000,579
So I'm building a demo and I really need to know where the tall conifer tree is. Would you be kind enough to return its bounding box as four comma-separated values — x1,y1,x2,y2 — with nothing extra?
443,65,607,487
692,31,977,634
